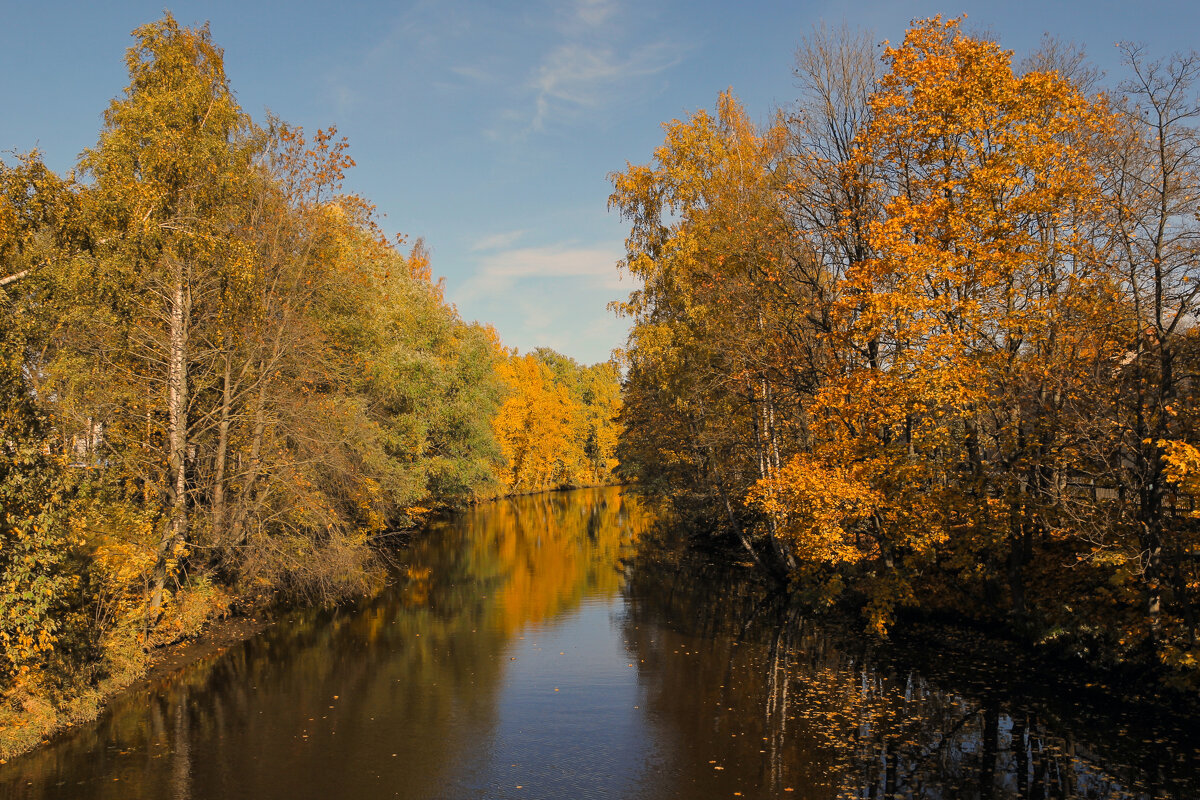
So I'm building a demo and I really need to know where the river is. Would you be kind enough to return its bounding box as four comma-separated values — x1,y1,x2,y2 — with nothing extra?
0,487,1196,799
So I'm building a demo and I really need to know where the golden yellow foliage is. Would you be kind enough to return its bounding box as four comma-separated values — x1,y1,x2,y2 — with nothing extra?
748,456,879,566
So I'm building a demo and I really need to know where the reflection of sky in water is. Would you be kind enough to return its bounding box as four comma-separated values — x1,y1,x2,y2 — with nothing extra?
0,487,1195,800
456,600,651,799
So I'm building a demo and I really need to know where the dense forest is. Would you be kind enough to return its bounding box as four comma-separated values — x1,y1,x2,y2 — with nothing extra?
0,16,619,752
612,17,1200,687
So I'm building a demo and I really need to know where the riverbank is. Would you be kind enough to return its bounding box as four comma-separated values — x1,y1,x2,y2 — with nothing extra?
0,485,627,762
3,487,1197,799
0,610,275,763
124,614,272,696
637,522,1200,710
625,536,1200,796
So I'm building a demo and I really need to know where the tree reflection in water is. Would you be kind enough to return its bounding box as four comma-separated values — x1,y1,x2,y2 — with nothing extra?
0,488,655,800
621,539,1200,800
1,490,1195,800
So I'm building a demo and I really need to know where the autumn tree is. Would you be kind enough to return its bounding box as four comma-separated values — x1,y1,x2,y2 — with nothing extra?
611,92,803,575
1103,45,1200,669
489,348,621,495
77,14,254,621
613,19,1200,655
811,17,1120,623
0,155,89,679
0,13,615,750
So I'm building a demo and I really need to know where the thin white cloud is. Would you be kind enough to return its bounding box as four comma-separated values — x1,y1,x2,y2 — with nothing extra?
462,0,690,137
574,0,618,28
529,40,684,131
451,237,638,363
471,266,631,363
449,64,497,83
329,0,688,140
323,0,478,112
471,229,527,251
513,295,556,335
458,242,624,302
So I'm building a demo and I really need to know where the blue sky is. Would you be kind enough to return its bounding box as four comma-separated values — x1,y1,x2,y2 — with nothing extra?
3,1,1199,364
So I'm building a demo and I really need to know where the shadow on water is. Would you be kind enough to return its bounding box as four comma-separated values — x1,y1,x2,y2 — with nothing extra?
0,488,1197,799
621,534,1200,799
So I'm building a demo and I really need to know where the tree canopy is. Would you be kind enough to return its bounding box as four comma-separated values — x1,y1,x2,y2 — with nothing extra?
0,14,620,753
612,17,1200,686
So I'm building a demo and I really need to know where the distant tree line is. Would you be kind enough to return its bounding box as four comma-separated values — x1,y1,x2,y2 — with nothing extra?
612,17,1200,686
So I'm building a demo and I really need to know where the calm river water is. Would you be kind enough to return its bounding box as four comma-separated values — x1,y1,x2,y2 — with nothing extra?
1,487,1197,799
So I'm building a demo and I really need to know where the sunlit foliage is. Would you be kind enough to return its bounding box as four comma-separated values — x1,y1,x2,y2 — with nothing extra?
0,14,619,753
492,348,622,495
613,17,1200,684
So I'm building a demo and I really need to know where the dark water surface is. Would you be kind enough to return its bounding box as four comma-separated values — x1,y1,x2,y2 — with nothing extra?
1,488,1197,799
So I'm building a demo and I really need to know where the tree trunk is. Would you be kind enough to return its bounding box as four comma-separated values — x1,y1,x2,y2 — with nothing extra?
212,347,233,547
150,257,191,621
230,376,268,545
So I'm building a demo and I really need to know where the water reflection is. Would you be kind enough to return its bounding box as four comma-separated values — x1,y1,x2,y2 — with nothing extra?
0,488,654,800
1,489,1196,799
622,541,1200,799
